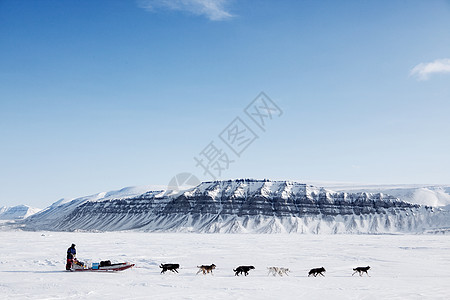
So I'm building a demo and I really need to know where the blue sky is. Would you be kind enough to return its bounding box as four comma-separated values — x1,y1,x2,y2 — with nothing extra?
1,0,450,208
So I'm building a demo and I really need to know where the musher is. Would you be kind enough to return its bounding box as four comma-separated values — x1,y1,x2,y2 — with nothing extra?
66,243,76,270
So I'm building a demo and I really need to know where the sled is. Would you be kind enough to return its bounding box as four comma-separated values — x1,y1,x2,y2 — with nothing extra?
70,261,134,272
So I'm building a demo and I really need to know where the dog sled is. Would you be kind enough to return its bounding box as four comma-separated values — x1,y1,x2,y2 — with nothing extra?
70,259,134,272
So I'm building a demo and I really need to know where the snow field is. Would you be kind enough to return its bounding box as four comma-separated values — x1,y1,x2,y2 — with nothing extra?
0,232,449,299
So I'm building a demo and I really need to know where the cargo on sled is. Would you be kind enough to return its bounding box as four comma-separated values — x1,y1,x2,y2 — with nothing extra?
70,259,134,272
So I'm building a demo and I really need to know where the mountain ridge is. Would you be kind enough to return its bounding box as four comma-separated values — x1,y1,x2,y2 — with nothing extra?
21,179,450,233
0,205,41,220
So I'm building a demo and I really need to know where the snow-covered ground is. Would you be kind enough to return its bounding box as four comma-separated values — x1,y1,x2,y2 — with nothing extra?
0,232,449,299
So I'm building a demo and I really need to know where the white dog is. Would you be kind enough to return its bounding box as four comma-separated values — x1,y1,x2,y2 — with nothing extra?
267,267,290,276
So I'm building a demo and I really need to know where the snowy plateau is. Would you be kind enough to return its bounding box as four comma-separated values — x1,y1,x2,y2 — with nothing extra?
14,179,450,234
0,205,41,220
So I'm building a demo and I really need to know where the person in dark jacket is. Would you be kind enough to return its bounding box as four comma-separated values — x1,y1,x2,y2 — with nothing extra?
66,244,76,270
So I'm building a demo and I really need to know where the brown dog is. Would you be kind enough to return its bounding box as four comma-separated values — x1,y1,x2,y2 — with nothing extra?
196,264,216,275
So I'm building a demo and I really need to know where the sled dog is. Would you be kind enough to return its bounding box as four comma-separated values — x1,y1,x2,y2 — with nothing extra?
233,266,255,276
352,266,370,276
267,267,290,276
196,264,216,275
308,267,326,277
160,263,180,274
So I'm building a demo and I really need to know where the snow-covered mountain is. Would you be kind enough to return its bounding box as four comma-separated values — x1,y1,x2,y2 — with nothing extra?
306,182,450,207
23,179,450,233
0,205,41,220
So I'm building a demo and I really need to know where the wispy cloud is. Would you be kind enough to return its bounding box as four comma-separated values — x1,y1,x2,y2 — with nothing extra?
138,0,233,21
410,58,450,81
